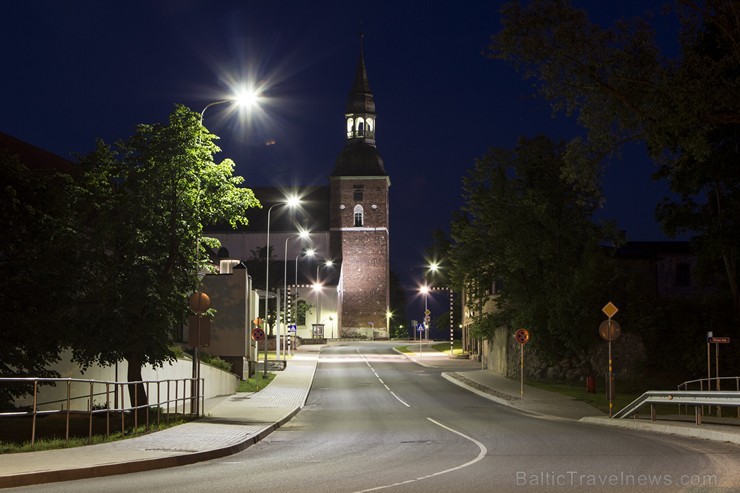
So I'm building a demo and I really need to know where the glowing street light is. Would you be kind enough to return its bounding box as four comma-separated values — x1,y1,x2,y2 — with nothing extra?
264,196,301,352
199,88,262,125
314,260,334,333
281,229,310,357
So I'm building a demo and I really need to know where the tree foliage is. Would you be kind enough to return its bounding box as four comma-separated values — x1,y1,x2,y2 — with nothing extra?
0,105,261,407
68,105,260,404
490,0,740,332
0,152,81,407
451,136,613,362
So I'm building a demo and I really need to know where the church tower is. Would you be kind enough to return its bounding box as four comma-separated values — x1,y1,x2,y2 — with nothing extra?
330,35,390,339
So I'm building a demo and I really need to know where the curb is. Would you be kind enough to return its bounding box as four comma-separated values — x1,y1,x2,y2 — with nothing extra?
0,353,321,490
0,407,302,490
580,416,740,445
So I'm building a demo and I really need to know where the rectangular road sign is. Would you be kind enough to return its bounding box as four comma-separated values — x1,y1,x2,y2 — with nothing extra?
709,337,730,344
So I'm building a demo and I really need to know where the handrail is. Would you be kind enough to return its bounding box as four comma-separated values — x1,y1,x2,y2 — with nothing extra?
678,376,740,392
613,390,740,423
0,376,204,447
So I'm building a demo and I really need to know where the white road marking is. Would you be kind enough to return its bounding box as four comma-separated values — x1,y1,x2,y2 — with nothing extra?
353,417,488,492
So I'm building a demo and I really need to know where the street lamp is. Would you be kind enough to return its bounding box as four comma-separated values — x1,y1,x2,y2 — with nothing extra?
420,284,430,342
314,260,333,336
293,248,315,329
281,229,310,358
199,89,261,125
190,94,261,413
264,196,301,356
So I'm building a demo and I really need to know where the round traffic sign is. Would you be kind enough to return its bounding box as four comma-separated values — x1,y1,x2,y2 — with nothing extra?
251,327,266,342
515,328,530,344
189,291,211,313
599,319,621,341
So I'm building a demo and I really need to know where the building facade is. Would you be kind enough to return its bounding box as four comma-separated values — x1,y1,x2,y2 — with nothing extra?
330,36,390,338
208,38,391,340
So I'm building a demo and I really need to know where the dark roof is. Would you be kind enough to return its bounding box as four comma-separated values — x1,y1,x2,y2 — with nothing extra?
331,141,386,177
614,241,694,259
0,132,78,175
205,185,330,233
345,34,375,116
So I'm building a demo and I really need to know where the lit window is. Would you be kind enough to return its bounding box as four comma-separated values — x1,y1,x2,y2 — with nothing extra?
354,204,364,227
357,117,365,136
346,118,354,138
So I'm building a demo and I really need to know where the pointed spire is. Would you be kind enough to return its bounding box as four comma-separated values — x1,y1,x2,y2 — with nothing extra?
346,32,375,116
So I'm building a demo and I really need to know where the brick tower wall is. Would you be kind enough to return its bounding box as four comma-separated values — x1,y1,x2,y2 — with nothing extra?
330,176,390,338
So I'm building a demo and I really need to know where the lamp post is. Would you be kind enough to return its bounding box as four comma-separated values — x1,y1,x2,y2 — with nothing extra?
314,260,333,336
264,196,300,357
199,90,260,125
292,248,315,334
282,229,310,358
420,284,430,342
191,94,260,412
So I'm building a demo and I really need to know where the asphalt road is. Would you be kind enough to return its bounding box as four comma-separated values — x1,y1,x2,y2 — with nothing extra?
18,343,740,492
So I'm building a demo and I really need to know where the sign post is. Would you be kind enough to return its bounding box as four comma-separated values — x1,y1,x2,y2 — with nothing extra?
708,335,731,416
188,291,211,416
515,329,530,398
600,302,621,417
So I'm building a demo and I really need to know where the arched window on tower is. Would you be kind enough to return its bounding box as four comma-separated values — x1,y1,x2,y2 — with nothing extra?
366,117,374,137
356,117,365,137
353,204,364,227
346,118,354,139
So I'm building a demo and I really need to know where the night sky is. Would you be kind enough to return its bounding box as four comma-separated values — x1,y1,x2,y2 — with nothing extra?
3,1,681,315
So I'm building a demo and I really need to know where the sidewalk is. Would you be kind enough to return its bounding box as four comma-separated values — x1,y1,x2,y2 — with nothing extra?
0,346,321,489
401,347,740,445
3,344,739,489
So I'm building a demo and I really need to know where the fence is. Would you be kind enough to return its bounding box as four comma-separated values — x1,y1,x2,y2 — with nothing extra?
0,376,204,447
677,376,740,418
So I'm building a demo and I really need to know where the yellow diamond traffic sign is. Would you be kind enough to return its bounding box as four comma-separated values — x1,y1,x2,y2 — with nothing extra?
602,301,618,319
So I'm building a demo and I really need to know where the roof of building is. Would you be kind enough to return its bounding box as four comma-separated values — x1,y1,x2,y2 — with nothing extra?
614,241,694,259
0,132,78,175
331,141,386,177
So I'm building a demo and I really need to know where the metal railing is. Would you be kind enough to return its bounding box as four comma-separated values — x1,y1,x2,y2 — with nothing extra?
678,376,740,393
612,390,740,424
0,376,204,447
677,377,740,418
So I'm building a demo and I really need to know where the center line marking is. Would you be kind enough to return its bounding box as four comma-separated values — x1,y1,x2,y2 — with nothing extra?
353,418,488,492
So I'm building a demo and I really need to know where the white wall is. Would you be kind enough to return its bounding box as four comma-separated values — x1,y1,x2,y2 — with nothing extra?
14,350,237,412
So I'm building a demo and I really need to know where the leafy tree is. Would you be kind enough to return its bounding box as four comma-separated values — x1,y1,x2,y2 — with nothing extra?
69,104,260,406
0,152,80,407
490,0,740,332
450,136,611,363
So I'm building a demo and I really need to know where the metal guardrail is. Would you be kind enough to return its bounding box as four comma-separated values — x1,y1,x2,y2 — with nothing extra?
612,390,740,424
0,376,204,447
678,376,740,392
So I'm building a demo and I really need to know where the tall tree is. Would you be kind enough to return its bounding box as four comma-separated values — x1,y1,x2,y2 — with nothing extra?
451,136,609,363
0,152,80,407
490,0,740,332
70,105,260,405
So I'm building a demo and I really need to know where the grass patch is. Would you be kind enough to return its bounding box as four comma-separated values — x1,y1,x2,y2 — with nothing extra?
524,379,683,415
237,372,276,393
0,416,191,454
431,341,464,356
394,345,412,354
